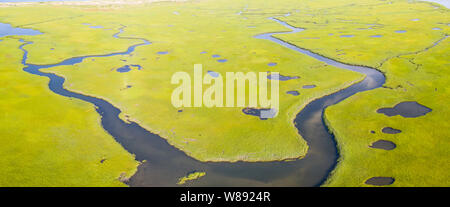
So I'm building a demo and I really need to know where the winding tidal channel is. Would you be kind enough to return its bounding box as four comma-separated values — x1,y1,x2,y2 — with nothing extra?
17,16,385,186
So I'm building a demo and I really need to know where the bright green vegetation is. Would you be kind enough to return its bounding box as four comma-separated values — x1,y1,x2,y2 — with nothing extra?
324,37,450,186
2,0,362,162
277,0,449,68
0,38,139,186
177,171,206,185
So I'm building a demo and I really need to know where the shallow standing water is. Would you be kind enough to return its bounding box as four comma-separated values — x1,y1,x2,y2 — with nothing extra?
0,23,42,37
11,13,387,186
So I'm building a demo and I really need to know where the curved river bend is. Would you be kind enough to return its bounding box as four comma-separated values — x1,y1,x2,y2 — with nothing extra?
18,16,385,186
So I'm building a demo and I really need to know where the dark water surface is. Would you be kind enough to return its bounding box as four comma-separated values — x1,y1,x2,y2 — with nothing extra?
382,127,402,134
267,73,300,81
370,140,396,150
377,101,432,118
302,85,317,89
14,14,387,186
365,177,395,186
286,90,300,96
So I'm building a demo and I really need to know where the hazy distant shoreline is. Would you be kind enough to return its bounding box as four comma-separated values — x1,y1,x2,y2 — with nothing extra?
420,0,449,9
0,0,186,7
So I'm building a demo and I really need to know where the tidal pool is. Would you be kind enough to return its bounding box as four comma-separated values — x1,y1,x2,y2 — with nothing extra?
116,65,132,73
377,101,432,118
286,91,300,96
302,85,316,89
217,59,228,63
371,35,383,38
395,30,407,33
370,140,396,150
340,35,354,38
212,54,220,58
365,177,395,186
207,70,219,78
157,51,169,55
242,108,268,120
242,108,277,120
382,127,402,134
267,62,277,66
267,73,300,81
90,25,104,29
116,64,142,73
0,22,42,37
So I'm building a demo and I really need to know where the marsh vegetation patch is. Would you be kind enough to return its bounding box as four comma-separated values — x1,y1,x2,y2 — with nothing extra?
382,127,402,134
177,171,206,185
